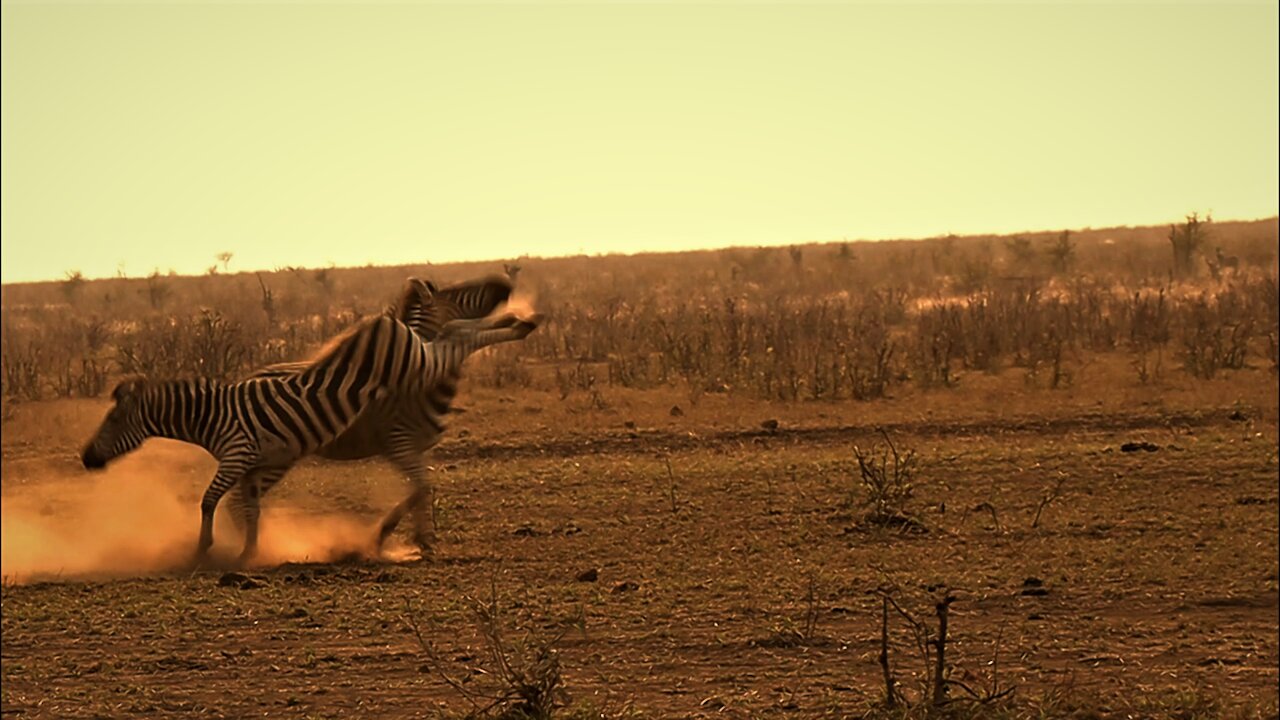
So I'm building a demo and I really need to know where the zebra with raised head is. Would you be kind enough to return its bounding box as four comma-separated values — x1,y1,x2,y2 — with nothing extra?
239,274,518,553
252,275,515,378
81,302,540,565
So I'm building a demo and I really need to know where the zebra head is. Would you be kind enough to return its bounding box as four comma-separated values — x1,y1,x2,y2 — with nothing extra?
81,377,152,469
437,274,515,318
436,311,543,342
388,278,439,334
392,275,515,342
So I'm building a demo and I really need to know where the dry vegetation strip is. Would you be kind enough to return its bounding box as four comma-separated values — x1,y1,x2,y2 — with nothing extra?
3,216,1277,411
2,217,1278,717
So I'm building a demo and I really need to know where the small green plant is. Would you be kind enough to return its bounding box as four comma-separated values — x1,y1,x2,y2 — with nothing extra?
757,574,822,648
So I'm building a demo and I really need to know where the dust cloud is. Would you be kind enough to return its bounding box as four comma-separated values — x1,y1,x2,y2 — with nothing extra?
1,445,411,585
504,289,539,320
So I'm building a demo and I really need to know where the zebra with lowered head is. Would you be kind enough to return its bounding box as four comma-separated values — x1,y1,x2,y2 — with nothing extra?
239,274,518,554
81,297,540,566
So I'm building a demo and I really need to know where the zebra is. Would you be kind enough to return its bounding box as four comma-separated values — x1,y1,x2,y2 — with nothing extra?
81,306,540,566
237,274,517,553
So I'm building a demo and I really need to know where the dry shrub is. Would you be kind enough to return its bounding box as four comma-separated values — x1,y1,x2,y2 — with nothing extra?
851,430,923,532
3,218,1277,401
407,581,573,720
116,309,248,381
1178,294,1252,379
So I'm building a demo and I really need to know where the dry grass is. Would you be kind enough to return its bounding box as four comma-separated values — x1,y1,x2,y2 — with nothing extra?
2,217,1278,717
2,217,1276,405
2,360,1277,716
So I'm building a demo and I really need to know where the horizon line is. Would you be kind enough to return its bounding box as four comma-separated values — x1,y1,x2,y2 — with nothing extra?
3,213,1277,288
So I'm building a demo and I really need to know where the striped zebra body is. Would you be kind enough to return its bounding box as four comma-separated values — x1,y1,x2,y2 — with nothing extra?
81,305,538,565
239,275,518,552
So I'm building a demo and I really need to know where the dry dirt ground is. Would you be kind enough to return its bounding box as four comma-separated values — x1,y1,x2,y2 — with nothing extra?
2,360,1278,718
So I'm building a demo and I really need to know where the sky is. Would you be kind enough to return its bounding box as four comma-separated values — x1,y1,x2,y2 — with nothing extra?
1,1,1277,284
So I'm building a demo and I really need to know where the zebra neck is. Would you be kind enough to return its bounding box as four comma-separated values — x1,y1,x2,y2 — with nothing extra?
142,379,225,450
428,372,461,410
443,326,519,361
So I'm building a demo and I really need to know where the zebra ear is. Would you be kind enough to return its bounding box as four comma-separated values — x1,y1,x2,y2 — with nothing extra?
406,277,437,296
111,376,146,402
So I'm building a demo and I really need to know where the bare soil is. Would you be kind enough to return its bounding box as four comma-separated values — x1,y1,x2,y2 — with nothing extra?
3,364,1278,718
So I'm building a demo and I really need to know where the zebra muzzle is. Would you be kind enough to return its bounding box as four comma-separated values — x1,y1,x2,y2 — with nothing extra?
81,446,108,470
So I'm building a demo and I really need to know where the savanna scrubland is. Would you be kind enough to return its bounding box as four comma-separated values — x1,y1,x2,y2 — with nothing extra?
3,216,1278,718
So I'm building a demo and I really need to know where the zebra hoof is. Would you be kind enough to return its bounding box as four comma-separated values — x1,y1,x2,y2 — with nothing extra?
411,534,436,557
186,552,214,573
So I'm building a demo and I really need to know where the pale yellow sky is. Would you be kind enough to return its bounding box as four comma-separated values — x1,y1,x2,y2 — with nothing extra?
2,2,1276,284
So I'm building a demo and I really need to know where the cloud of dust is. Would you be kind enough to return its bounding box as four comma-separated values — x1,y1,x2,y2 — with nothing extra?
503,288,539,320
2,446,411,585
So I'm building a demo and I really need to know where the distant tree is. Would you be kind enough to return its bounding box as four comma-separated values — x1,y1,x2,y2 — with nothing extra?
216,251,234,273
1004,237,1036,270
789,246,804,268
206,264,219,276
256,273,276,324
146,269,171,309
1169,212,1211,278
61,270,85,303
313,266,335,296
1047,231,1075,275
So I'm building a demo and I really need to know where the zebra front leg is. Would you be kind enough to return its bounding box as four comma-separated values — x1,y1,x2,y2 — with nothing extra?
376,496,411,550
195,464,246,567
378,449,436,555
377,485,435,554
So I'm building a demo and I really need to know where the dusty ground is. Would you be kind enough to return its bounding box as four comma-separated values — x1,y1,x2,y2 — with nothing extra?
2,358,1278,718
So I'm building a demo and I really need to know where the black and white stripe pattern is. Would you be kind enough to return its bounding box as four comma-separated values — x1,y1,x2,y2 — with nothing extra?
81,304,537,565
242,275,519,553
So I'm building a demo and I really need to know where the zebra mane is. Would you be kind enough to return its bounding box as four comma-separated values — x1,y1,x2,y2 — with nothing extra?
389,278,436,322
110,374,223,399
441,274,514,294
110,374,150,400
302,315,384,367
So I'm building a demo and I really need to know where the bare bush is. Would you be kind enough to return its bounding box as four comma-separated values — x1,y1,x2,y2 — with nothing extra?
871,580,1014,715
1179,295,1251,379
406,583,571,720
851,430,922,531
